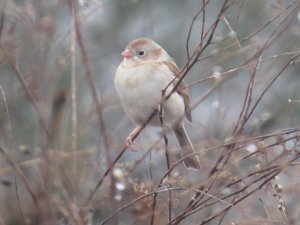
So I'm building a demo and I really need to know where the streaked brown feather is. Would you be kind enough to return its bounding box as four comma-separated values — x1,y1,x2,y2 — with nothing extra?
164,59,192,122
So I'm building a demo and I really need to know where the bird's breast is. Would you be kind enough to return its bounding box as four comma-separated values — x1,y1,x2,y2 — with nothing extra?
115,62,185,126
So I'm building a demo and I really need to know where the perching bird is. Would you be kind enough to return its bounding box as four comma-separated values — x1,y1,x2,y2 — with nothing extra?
115,38,200,169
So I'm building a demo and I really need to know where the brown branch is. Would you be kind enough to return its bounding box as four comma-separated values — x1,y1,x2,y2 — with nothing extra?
67,0,116,204
197,0,297,62
243,52,300,127
0,45,53,144
186,0,209,59
100,187,184,225
0,146,44,222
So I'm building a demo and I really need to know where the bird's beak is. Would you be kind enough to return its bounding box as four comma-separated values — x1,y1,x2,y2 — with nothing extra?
121,49,133,58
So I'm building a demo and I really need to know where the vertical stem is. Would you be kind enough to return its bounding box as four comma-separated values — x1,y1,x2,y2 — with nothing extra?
159,92,172,223
70,0,78,178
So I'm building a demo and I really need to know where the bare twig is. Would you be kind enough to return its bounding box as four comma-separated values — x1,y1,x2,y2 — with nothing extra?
0,146,44,222
70,0,78,167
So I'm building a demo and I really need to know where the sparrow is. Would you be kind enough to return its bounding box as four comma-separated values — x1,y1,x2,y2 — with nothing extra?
115,38,200,169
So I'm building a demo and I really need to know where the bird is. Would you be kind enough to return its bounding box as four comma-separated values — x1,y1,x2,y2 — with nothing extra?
115,38,200,169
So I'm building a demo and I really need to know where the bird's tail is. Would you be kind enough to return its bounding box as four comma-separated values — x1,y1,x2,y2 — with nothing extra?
173,124,201,170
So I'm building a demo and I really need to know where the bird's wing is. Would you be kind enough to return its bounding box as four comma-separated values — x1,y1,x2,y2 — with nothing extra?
164,58,192,122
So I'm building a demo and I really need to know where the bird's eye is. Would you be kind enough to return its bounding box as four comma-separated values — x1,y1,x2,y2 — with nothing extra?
138,50,145,56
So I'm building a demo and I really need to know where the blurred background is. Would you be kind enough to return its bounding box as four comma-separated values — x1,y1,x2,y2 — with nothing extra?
0,0,300,224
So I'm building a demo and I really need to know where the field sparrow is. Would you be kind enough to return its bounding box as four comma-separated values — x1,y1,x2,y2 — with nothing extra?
115,38,200,169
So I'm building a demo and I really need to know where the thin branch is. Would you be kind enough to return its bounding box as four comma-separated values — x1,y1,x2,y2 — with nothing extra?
244,53,300,126
0,146,44,222
70,0,78,160
68,0,116,204
0,45,53,144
